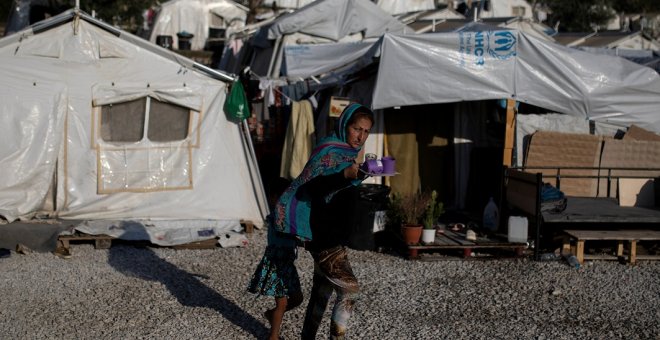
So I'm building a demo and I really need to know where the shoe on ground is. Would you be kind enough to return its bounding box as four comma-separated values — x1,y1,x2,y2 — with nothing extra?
53,247,72,259
316,247,359,293
16,243,32,255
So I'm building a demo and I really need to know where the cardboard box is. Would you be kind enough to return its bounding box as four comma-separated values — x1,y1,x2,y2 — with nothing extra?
619,178,655,207
329,96,350,118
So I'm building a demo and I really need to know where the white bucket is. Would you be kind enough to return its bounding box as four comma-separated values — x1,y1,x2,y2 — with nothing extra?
421,229,436,244
507,216,528,243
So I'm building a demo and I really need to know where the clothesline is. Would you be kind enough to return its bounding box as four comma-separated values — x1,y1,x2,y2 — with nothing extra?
244,67,318,109
244,68,294,103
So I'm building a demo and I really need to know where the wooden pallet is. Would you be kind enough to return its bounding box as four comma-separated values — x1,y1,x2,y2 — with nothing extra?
58,234,114,250
171,238,218,249
562,229,660,265
405,230,526,259
240,220,254,234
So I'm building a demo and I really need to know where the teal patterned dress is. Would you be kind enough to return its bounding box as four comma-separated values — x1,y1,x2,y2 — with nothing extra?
247,216,301,297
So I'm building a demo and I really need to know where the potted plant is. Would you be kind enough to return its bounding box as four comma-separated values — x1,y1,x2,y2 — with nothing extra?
388,191,432,245
422,190,444,244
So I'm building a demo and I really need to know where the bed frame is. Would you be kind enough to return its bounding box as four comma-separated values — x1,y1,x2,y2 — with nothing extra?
503,167,660,260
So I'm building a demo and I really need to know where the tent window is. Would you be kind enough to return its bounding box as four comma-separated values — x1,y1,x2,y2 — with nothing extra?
101,98,146,142
148,99,190,142
100,97,191,143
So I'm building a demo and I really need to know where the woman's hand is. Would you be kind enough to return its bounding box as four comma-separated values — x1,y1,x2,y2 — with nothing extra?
343,163,359,179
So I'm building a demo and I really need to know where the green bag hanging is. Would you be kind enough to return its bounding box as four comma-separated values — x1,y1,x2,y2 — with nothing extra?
224,80,250,121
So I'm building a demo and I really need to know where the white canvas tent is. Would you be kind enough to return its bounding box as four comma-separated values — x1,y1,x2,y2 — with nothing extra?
376,0,436,16
475,0,533,19
150,0,248,51
0,9,268,245
373,27,660,133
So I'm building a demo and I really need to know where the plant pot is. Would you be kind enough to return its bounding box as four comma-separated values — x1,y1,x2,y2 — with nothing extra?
401,224,423,245
421,228,436,244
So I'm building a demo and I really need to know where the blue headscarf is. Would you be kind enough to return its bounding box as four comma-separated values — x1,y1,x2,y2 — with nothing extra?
273,103,372,240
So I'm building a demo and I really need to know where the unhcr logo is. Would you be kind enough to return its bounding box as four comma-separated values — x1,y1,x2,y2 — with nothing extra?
487,31,517,60
459,30,517,67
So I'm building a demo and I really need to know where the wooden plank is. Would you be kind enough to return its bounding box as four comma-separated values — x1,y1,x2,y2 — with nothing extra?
172,238,217,250
409,243,525,250
503,98,516,167
576,240,585,264
564,229,660,241
240,220,254,234
442,230,475,246
630,240,637,264
583,254,660,261
433,233,461,246
616,242,624,257
636,255,660,261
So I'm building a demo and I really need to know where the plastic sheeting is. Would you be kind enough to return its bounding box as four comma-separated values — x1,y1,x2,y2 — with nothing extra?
372,29,660,133
266,0,406,41
76,219,242,246
0,11,267,243
283,40,378,79
0,77,66,221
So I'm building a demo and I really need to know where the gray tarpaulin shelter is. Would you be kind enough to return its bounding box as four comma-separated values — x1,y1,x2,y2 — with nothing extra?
0,9,268,246
228,0,406,187
248,0,406,78
370,25,660,209
372,26,660,133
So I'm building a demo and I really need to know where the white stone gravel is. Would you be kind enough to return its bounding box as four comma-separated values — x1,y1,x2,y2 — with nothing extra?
1,231,659,340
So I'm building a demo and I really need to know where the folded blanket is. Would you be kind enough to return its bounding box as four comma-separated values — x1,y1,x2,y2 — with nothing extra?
541,183,567,213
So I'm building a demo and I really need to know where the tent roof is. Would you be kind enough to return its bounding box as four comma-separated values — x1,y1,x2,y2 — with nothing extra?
372,30,660,133
266,0,406,41
0,8,235,83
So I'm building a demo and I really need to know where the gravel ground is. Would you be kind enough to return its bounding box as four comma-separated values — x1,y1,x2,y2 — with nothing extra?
1,231,659,340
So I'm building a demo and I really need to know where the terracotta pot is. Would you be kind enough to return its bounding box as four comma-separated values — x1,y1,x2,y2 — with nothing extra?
401,224,423,245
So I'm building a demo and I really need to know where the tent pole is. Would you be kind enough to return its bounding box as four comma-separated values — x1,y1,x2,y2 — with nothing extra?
267,36,283,78
241,119,269,219
503,99,516,167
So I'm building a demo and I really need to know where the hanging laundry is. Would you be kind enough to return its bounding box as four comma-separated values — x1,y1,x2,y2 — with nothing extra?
229,38,243,56
258,79,275,120
280,80,309,101
280,100,315,180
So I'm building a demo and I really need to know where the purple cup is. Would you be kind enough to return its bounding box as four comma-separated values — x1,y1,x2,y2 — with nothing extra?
365,159,383,174
381,156,395,174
